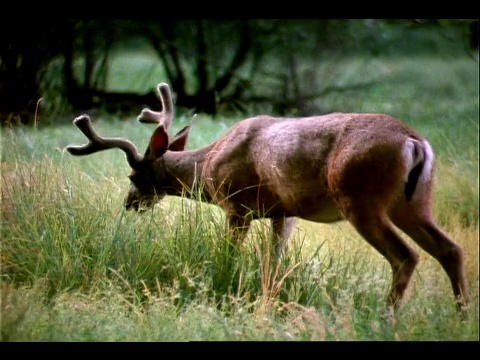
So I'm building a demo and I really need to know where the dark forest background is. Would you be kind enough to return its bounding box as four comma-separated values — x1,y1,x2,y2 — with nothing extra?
0,19,477,126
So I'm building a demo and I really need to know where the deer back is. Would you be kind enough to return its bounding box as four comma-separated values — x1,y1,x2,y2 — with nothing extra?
200,113,427,221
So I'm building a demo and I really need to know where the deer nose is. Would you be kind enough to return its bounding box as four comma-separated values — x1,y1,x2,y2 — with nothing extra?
125,200,139,211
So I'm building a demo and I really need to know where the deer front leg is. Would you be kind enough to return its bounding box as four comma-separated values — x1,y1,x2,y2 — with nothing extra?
225,214,251,256
271,217,296,259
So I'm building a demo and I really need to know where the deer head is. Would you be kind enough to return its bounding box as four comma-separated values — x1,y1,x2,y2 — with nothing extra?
66,83,194,212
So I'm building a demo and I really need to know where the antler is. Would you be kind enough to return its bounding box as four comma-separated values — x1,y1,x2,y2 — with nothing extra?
137,82,198,142
138,83,174,131
66,115,143,169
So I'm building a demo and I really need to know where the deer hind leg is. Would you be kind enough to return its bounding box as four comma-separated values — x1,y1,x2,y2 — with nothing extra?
342,205,420,313
389,202,469,312
271,217,296,259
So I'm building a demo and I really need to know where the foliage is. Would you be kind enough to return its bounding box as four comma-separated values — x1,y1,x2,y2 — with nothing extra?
2,19,476,124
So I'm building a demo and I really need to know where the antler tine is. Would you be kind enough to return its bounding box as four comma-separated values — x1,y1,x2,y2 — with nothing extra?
66,115,143,169
137,82,174,131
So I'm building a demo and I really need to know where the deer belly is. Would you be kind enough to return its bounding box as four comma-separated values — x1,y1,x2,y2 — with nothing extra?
294,197,344,223
300,207,344,223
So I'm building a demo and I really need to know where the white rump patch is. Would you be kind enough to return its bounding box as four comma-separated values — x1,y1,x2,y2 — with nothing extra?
402,139,418,182
419,139,434,184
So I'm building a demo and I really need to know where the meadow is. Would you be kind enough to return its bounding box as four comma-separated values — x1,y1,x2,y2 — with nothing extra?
1,52,478,341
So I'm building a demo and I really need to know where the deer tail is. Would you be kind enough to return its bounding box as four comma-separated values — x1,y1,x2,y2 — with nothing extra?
404,139,434,202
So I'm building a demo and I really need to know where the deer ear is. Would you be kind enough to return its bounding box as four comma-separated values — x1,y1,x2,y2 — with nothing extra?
146,125,169,160
168,125,191,152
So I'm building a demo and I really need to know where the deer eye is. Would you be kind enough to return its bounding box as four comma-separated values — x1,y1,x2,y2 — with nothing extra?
128,174,139,183
129,173,147,187
128,172,156,192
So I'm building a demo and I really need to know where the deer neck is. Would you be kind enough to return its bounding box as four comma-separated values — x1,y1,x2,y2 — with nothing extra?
162,143,215,201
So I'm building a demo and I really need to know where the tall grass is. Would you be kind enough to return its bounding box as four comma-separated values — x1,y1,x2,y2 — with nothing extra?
1,54,478,341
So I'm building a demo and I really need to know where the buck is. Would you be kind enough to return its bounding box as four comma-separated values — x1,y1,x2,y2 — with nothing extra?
67,82,469,316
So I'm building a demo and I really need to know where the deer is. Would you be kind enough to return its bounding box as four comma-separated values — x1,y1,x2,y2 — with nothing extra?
66,82,469,317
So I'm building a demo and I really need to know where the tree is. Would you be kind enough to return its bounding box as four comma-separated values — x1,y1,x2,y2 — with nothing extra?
0,20,67,124
1,19,473,126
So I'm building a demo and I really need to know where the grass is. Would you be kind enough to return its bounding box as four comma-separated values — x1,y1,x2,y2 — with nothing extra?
1,52,478,341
